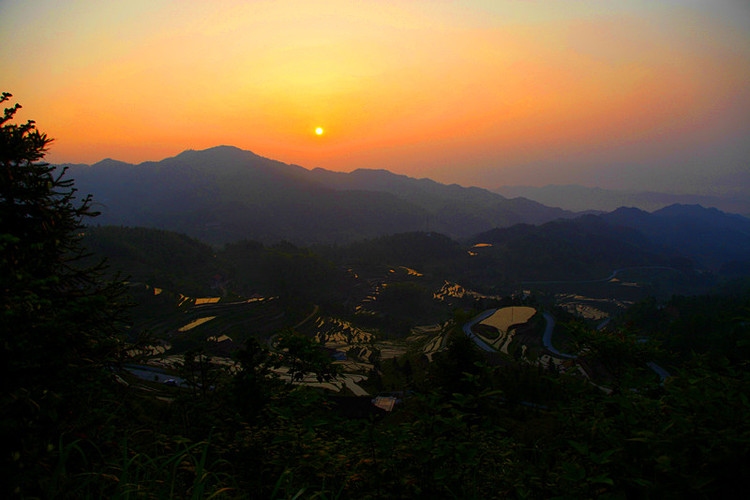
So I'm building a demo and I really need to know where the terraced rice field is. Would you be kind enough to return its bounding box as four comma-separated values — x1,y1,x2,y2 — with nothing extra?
480,307,536,332
177,316,217,332
194,297,221,305
477,306,537,354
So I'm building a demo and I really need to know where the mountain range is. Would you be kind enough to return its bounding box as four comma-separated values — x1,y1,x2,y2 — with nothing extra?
65,146,750,275
66,146,571,245
494,184,750,217
472,207,750,280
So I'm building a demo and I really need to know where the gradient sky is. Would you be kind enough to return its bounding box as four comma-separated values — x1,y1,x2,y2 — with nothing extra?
2,0,749,195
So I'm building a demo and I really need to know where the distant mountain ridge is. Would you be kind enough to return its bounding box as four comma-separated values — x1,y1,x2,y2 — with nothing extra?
472,204,750,279
64,146,750,275
66,146,573,245
601,204,750,270
471,215,683,282
494,184,750,217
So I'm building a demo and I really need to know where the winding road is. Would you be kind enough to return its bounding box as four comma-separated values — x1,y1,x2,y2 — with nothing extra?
463,310,670,382
461,310,497,352
541,312,577,359
463,310,578,358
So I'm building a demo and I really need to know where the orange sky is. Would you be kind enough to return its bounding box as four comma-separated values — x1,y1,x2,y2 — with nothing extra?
2,0,749,194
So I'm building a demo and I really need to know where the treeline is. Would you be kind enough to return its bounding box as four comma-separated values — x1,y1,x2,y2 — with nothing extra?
85,217,733,311
618,285,750,363
84,227,349,305
85,228,498,340
471,216,693,282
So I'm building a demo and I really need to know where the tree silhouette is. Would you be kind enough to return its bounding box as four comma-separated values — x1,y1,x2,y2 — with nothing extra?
276,329,338,384
0,92,127,496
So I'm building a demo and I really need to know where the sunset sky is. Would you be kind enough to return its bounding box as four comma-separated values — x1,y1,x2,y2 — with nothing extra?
2,0,749,195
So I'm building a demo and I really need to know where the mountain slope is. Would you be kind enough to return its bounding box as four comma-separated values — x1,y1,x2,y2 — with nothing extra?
470,215,686,282
310,168,571,235
495,184,750,216
601,204,750,269
69,146,431,244
66,146,573,244
470,203,750,280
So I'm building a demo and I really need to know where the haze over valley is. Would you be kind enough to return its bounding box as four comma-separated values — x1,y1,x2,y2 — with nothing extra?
67,146,750,261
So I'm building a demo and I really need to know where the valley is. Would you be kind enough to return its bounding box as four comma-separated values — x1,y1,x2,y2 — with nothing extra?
6,130,749,498
7,165,749,498
114,227,703,402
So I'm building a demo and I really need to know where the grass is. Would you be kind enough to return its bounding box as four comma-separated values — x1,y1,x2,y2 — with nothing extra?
46,432,236,499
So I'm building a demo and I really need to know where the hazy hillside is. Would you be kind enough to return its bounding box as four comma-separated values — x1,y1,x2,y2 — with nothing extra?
66,146,573,245
495,184,750,217
601,204,750,270
467,204,750,281
310,168,571,232
83,226,224,295
470,215,688,282
67,147,750,279
86,211,744,312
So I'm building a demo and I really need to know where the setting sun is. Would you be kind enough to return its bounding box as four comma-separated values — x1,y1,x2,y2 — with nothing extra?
315,127,324,136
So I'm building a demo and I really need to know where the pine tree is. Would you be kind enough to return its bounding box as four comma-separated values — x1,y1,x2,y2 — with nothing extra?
0,92,127,496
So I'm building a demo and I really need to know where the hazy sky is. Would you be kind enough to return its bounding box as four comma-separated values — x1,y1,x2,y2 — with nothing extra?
2,0,749,194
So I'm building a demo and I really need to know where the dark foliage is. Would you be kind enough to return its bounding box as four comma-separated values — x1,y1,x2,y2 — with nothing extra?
84,225,222,295
473,215,686,281
0,93,128,497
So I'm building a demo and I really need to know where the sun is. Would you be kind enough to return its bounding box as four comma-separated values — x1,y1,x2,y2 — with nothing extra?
314,127,324,136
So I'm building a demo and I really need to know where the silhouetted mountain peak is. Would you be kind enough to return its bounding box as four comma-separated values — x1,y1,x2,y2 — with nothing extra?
66,146,575,244
610,206,648,215
598,203,750,268
172,145,260,163
653,203,715,217
91,158,132,169
603,206,652,227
